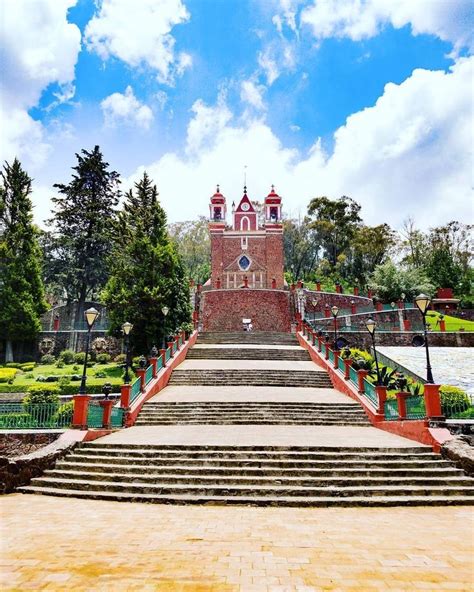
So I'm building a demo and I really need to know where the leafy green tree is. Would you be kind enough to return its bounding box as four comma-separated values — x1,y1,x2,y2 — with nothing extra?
426,247,463,290
0,159,48,361
307,196,362,267
346,224,396,287
168,217,210,284
369,260,434,302
103,172,191,353
47,146,120,316
283,217,321,282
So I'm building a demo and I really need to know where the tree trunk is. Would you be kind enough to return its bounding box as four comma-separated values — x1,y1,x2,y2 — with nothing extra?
5,340,13,363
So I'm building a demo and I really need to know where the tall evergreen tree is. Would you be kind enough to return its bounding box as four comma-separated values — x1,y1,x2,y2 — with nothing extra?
103,172,191,353
0,159,47,361
47,146,120,317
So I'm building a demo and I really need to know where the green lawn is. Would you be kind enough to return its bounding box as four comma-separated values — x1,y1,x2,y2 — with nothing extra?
426,311,474,332
0,362,124,393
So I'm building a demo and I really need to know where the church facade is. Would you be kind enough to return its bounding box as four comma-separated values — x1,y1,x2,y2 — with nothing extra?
208,185,284,289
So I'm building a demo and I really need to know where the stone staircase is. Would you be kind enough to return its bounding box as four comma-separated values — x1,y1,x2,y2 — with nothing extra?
135,401,370,425
169,369,333,388
187,348,310,361
196,332,298,345
20,444,474,506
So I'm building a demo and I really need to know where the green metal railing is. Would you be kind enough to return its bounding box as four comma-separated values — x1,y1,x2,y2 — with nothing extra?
0,403,72,430
442,400,474,419
384,399,399,421
130,376,142,404
145,364,153,385
165,347,171,362
406,395,426,420
337,356,345,373
87,402,103,428
349,365,358,386
362,379,378,408
328,349,334,362
110,406,125,428
321,342,326,355
156,356,163,371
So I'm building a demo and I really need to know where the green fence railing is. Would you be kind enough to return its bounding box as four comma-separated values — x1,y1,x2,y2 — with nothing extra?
145,364,153,385
0,403,72,430
362,379,378,408
321,342,326,355
156,356,164,372
406,395,426,420
349,365,358,386
165,347,171,362
328,349,334,362
337,356,345,373
110,406,125,428
87,402,104,428
384,399,399,421
130,376,142,404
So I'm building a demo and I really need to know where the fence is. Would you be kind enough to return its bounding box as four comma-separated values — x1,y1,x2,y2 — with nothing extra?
406,395,426,419
384,399,399,421
0,402,73,430
442,399,474,419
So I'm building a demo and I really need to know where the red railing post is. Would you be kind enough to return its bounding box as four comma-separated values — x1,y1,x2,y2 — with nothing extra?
351,301,357,315
160,348,167,367
120,384,131,409
317,336,322,352
325,345,330,361
333,350,340,369
271,277,276,289
376,301,383,312
150,356,158,378
439,319,446,332
396,391,409,420
136,368,146,392
357,369,368,394
375,385,387,415
311,331,317,346
216,277,221,289
403,319,411,331
343,358,351,380
72,395,91,429
316,281,321,291
424,384,443,419
100,399,114,429
167,342,175,358
353,287,359,296
324,305,330,318
367,289,373,299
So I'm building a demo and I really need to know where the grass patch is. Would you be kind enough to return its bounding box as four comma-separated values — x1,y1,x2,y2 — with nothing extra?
426,311,474,332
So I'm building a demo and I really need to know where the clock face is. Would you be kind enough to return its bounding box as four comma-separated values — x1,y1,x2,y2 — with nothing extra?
241,202,250,211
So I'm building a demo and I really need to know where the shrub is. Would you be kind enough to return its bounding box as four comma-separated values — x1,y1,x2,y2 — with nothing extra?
23,384,60,405
440,385,470,413
52,401,74,426
40,354,56,365
96,353,111,364
0,384,30,393
0,368,18,383
368,366,398,389
74,352,86,365
20,364,35,373
5,362,23,369
56,360,65,368
58,382,121,396
24,373,34,379
94,371,107,378
44,375,60,382
58,349,76,364
0,413,32,429
114,354,126,364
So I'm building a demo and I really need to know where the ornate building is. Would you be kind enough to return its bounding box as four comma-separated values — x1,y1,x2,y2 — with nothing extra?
208,185,284,289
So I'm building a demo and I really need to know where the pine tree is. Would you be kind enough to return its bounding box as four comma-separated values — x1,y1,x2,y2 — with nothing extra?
48,146,120,318
103,172,191,353
0,159,47,361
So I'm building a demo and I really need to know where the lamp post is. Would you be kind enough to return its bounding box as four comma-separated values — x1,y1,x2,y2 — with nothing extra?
331,305,339,350
391,301,396,329
297,288,306,321
121,321,133,384
161,306,169,350
78,307,100,395
365,318,381,386
415,293,434,384
401,292,407,321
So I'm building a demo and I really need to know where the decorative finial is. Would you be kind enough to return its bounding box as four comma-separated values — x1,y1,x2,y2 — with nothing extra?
216,184,220,193
243,185,247,195
271,184,275,192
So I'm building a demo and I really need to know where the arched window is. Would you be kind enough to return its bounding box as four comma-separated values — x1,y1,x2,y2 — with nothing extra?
240,216,250,231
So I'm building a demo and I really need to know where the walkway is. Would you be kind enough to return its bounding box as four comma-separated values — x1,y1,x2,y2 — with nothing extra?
1,494,472,591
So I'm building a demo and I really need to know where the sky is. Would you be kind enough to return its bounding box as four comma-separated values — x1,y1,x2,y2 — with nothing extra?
0,0,472,229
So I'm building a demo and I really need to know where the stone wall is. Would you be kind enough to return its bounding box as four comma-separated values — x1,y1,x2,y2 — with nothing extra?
303,290,372,312
330,330,474,349
201,289,291,332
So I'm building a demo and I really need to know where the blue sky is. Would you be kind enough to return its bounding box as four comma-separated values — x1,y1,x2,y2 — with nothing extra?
1,0,472,228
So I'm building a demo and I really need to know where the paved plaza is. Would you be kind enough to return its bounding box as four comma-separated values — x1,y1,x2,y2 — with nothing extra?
1,494,473,591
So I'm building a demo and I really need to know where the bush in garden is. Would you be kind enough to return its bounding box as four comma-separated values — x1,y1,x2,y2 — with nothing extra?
114,354,126,364
20,364,35,373
52,401,74,426
440,385,470,413
96,353,111,364
94,371,107,378
23,384,60,422
74,352,86,365
0,412,32,428
56,360,65,368
40,354,56,365
0,368,18,383
58,350,75,364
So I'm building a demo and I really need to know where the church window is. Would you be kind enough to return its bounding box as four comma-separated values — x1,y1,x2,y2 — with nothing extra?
238,255,251,271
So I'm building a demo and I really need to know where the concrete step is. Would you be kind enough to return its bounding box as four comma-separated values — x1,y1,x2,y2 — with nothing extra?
197,333,298,345
169,370,332,387
187,348,310,360
18,486,474,507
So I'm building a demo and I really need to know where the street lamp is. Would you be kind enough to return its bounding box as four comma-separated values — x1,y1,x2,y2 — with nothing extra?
401,292,407,321
121,321,133,384
331,305,339,349
415,293,434,383
78,307,100,395
161,306,169,349
391,301,396,330
365,318,382,385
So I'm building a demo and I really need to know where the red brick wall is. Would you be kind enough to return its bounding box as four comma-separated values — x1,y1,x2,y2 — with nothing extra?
265,232,284,288
201,289,291,332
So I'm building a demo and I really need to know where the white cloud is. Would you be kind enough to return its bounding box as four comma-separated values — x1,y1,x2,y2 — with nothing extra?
85,0,191,83
258,50,280,85
101,86,154,130
240,80,266,111
301,0,473,52
127,57,473,229
0,0,81,168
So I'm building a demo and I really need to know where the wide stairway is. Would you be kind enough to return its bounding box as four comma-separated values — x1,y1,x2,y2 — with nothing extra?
21,332,474,505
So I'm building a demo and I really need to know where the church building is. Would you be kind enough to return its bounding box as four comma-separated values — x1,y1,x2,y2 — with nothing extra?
208,185,284,289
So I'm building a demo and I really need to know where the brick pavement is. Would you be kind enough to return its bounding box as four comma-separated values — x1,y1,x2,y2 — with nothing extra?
1,494,472,591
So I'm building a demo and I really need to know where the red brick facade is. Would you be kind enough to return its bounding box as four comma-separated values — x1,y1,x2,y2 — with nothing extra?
201,289,291,332
208,186,284,289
